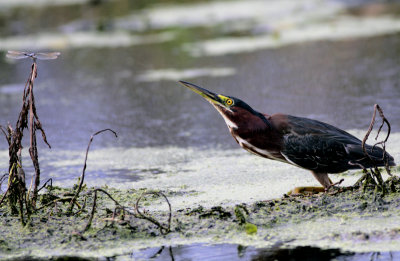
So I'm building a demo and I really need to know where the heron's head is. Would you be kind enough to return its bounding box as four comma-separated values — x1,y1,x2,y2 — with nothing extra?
179,81,265,130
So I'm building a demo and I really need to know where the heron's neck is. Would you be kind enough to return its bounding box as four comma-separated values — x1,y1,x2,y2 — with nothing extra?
220,109,271,135
219,112,239,130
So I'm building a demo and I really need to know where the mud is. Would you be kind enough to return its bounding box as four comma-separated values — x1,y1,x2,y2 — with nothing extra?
1,170,399,259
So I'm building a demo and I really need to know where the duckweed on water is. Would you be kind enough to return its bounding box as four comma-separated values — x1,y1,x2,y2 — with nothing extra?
1,175,400,259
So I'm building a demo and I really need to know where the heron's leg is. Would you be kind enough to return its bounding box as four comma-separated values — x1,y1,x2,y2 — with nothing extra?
311,172,332,188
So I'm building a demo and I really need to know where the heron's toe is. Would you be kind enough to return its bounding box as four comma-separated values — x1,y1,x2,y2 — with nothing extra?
287,186,325,195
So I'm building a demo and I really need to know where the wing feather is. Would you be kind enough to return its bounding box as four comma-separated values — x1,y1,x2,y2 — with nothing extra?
280,115,394,173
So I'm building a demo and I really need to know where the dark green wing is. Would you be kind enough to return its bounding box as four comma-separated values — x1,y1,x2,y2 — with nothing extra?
281,115,394,173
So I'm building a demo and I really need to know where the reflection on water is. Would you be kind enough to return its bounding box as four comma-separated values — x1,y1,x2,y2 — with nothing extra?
129,243,400,261
184,16,400,56
4,243,399,260
136,67,236,82
0,31,176,50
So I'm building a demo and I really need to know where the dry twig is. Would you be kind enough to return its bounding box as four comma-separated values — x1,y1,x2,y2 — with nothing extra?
67,129,117,213
37,178,53,193
0,173,8,192
36,197,74,211
135,191,172,235
80,189,173,235
360,104,392,191
82,190,98,232
362,104,391,168
80,188,129,232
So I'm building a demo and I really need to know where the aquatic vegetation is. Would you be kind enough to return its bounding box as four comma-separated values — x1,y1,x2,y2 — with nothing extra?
1,172,400,259
0,52,57,226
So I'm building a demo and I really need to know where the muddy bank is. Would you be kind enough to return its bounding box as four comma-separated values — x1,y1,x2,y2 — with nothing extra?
1,170,400,260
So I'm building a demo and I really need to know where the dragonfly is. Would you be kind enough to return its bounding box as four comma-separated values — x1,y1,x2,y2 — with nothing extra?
6,51,60,60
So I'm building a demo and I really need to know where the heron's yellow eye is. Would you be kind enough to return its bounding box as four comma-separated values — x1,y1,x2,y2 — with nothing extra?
226,99,233,106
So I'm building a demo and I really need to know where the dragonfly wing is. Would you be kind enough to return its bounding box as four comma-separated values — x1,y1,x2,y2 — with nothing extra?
35,52,60,60
6,51,28,59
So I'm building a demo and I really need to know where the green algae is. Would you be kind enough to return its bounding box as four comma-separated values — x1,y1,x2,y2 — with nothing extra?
1,173,400,259
244,223,257,235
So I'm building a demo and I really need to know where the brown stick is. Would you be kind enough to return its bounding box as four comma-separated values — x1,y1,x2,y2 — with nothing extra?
80,188,125,232
360,104,391,189
135,191,172,235
28,61,42,209
0,183,10,206
325,178,345,193
82,188,121,206
362,104,391,164
35,197,74,211
37,178,53,193
81,190,98,232
362,105,377,164
0,173,8,191
76,188,173,235
0,126,10,145
67,129,118,213
375,104,391,143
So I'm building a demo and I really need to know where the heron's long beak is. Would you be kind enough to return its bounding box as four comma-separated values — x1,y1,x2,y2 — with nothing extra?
179,81,222,105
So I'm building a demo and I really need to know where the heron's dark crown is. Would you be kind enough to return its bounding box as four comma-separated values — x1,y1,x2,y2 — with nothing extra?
222,96,272,129
228,96,256,113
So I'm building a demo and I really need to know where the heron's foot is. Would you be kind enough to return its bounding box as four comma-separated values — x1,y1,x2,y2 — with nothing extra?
287,186,325,195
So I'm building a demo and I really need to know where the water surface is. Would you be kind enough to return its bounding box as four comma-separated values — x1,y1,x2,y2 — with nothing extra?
0,0,399,198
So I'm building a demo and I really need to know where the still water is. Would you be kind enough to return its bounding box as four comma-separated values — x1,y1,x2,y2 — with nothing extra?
129,244,399,261
0,35,399,149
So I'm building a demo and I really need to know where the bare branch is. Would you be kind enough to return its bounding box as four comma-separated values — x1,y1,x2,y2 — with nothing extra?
36,197,74,211
82,188,121,206
135,191,172,235
375,104,391,143
37,178,53,193
325,178,344,192
35,121,51,149
0,125,10,145
80,188,128,232
362,105,377,164
81,190,98,232
0,184,10,206
0,173,8,184
360,104,392,191
67,129,118,213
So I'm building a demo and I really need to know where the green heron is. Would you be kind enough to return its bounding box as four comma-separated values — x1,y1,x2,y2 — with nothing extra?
179,81,396,192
